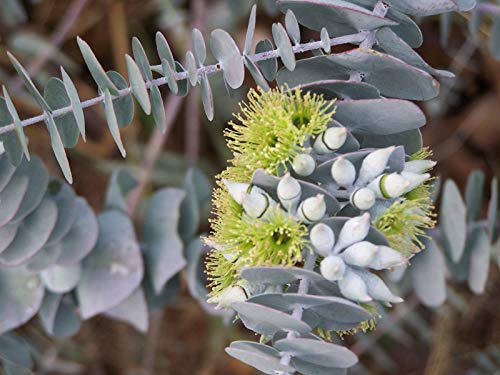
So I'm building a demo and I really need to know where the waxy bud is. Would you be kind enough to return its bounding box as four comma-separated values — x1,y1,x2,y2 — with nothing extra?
369,173,410,199
222,179,249,205
350,188,376,210
331,157,356,187
387,264,407,283
313,127,347,154
356,269,403,304
338,268,372,302
341,241,378,267
310,223,335,256
403,160,436,174
356,146,395,186
334,212,371,252
292,153,316,176
203,238,237,261
242,192,269,218
320,255,346,281
370,246,407,270
297,194,326,222
277,173,301,212
207,285,247,310
401,171,431,194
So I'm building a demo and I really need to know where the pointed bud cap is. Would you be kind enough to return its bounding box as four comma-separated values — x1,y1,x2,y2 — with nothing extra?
338,268,372,302
401,171,431,194
292,153,316,176
334,212,371,252
242,192,269,218
381,173,410,198
331,157,356,187
357,269,403,304
350,187,376,210
370,246,407,270
320,255,346,281
310,223,335,256
222,179,249,205
369,173,409,199
313,127,347,154
356,146,395,186
403,159,436,174
298,194,326,222
207,285,247,310
341,241,378,267
277,173,301,211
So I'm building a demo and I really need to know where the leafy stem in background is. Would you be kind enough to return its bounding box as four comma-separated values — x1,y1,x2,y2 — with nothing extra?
0,31,365,137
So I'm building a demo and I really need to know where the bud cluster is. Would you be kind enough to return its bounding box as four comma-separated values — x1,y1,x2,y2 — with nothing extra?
206,87,435,313
310,214,406,304
293,145,434,214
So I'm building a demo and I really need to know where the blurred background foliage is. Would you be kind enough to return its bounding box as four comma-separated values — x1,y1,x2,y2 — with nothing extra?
0,0,499,374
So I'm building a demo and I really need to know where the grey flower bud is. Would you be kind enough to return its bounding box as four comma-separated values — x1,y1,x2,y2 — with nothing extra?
320,255,346,281
203,238,238,261
222,178,249,205
368,173,410,199
242,192,269,218
334,212,371,252
350,187,376,210
331,157,356,187
369,246,407,270
387,264,407,283
313,127,347,154
338,268,372,302
356,146,396,186
292,153,316,176
277,173,301,212
403,160,436,174
341,241,378,267
356,269,403,304
297,194,326,222
400,171,431,194
207,285,247,310
310,223,335,256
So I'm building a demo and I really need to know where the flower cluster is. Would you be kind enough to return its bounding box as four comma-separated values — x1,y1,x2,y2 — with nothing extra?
206,87,435,310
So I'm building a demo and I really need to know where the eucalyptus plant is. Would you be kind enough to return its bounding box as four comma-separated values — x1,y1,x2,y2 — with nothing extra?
0,0,499,374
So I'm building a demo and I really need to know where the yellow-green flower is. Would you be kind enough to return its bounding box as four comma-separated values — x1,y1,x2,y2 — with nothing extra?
374,148,436,256
207,199,308,296
207,87,333,297
223,86,335,181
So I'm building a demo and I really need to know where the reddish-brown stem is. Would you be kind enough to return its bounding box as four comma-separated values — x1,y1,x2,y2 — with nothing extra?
126,93,183,215
10,0,90,93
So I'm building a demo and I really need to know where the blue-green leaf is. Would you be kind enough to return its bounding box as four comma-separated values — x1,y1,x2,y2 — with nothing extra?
77,209,143,319
61,67,86,141
77,37,119,96
0,267,44,334
143,188,186,293
440,179,467,263
210,29,245,89
125,54,151,114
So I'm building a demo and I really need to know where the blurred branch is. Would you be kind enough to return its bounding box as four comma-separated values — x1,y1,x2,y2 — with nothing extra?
351,294,420,356
139,310,167,375
9,0,90,93
126,93,183,215
476,3,500,16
